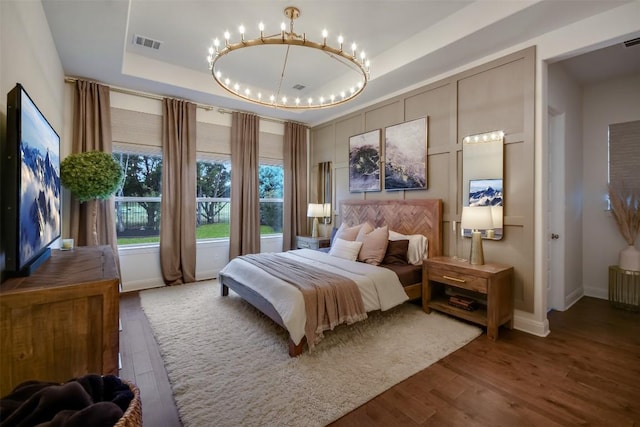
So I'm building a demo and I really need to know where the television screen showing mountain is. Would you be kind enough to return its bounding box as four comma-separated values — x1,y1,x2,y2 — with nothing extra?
19,88,61,268
469,179,503,207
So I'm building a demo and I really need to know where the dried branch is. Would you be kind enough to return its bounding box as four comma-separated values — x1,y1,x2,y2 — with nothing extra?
608,182,640,245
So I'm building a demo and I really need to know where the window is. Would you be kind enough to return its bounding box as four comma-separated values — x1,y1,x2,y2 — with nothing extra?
113,151,162,245
609,120,640,190
259,164,284,234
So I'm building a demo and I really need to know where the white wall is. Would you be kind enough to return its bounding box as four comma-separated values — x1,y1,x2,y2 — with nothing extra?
582,73,640,299
0,1,64,127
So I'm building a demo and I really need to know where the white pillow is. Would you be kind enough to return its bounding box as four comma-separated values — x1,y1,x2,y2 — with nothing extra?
329,238,363,261
388,230,428,265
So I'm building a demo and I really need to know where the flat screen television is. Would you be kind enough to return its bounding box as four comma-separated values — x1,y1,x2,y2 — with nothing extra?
1,83,61,280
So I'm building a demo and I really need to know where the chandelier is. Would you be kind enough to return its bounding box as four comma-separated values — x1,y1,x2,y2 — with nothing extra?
206,6,370,110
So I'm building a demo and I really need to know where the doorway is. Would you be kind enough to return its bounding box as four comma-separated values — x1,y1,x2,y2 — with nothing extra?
547,107,566,311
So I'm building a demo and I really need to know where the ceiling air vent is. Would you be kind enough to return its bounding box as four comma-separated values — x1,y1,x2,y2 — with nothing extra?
292,84,306,91
133,34,162,50
623,37,640,48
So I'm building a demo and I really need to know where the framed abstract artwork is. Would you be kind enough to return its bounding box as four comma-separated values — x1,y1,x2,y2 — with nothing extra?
384,117,427,191
349,129,381,192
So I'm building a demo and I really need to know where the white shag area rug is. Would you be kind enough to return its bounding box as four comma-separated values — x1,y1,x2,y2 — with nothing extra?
139,280,481,427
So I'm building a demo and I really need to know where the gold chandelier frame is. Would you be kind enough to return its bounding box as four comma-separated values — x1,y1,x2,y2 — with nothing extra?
207,6,370,110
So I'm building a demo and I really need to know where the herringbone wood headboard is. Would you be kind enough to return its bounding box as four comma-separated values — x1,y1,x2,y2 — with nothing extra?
340,199,443,259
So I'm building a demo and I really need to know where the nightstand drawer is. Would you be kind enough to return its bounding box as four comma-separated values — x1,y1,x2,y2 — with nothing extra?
297,239,314,249
428,267,488,294
296,236,330,250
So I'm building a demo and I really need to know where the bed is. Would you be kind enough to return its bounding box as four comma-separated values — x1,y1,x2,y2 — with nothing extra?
218,199,443,356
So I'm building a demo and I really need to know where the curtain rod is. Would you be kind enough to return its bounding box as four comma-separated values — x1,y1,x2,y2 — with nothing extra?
64,76,213,111
64,76,297,125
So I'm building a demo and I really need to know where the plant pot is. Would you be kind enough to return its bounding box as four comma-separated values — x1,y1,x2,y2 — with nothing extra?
619,245,640,272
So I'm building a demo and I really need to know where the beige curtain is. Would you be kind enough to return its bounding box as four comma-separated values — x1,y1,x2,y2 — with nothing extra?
283,121,309,251
69,80,120,270
160,98,197,285
229,112,260,259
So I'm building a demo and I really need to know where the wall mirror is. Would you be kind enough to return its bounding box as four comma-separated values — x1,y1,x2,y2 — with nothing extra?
462,131,504,240
318,161,332,224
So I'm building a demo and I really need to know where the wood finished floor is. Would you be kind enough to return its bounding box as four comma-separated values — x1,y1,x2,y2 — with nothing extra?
119,292,640,426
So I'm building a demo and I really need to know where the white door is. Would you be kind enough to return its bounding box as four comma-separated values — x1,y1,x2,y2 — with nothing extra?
547,108,565,311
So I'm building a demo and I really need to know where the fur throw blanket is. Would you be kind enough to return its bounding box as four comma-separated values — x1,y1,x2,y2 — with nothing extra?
0,374,134,427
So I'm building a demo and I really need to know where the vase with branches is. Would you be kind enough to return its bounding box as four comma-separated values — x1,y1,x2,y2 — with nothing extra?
61,151,123,245
608,182,640,271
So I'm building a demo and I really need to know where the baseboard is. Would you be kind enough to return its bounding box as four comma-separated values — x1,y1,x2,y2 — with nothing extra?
513,313,550,337
196,270,218,282
583,286,608,300
564,288,584,311
121,279,165,293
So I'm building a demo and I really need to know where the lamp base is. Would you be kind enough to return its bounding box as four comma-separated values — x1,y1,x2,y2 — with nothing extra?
311,218,319,238
469,230,485,265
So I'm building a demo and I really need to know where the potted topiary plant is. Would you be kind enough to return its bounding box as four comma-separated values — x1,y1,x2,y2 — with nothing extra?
608,182,640,271
60,151,123,245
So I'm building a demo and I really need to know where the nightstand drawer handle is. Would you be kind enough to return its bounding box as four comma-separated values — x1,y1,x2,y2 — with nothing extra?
443,275,466,283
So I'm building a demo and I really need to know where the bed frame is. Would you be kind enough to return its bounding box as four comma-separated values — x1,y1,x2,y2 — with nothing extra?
219,198,443,356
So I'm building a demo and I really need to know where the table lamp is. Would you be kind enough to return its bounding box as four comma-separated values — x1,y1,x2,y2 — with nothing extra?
307,203,324,238
461,206,494,265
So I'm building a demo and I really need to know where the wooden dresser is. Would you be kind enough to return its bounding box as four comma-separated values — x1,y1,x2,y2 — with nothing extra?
0,246,120,396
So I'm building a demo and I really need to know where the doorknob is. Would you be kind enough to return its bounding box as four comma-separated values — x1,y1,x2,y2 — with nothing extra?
551,233,560,240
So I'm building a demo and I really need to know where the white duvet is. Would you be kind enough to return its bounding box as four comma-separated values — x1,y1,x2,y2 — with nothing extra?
218,248,409,345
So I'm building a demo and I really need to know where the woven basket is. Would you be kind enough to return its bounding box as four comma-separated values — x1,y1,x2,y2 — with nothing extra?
114,379,142,427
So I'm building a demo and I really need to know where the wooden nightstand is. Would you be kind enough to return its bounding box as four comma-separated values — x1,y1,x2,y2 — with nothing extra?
423,256,514,340
296,235,330,250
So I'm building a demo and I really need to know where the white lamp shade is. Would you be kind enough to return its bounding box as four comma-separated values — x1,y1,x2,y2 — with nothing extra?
307,203,324,218
322,203,331,218
461,206,494,230
491,205,503,229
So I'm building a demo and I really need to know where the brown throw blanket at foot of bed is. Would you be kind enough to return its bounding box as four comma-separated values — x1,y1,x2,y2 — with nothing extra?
0,374,133,427
241,252,367,349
